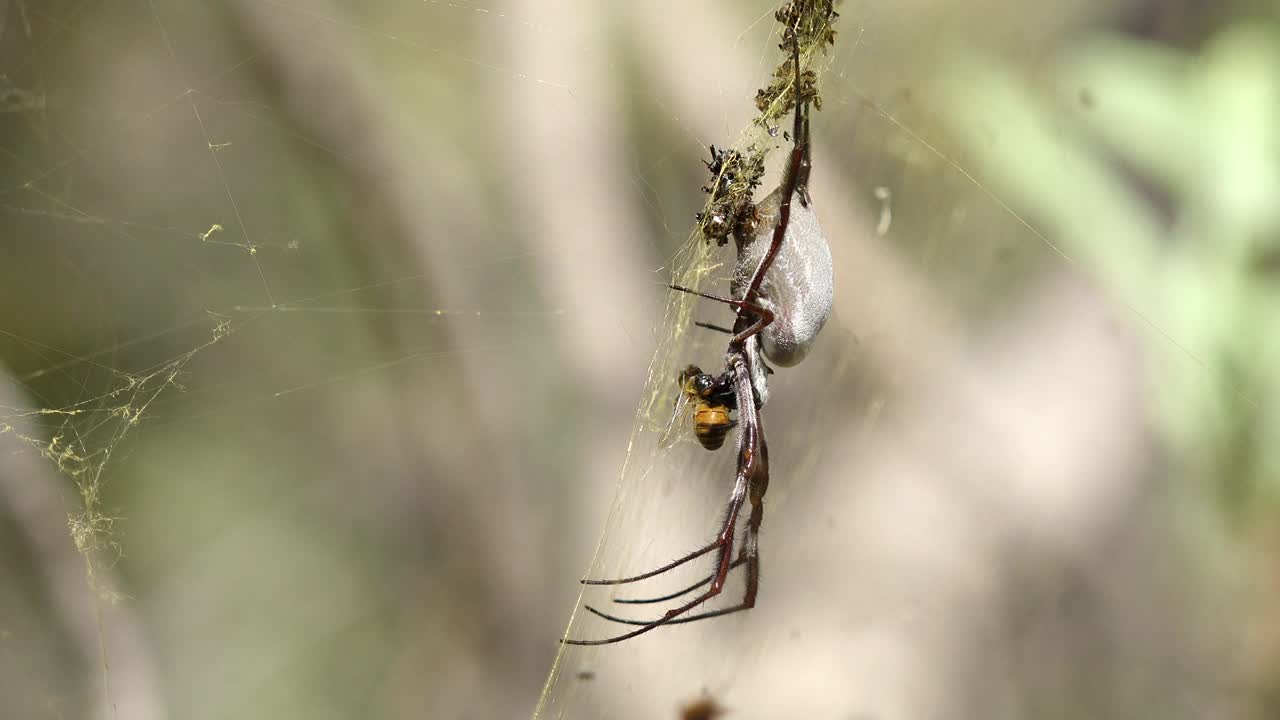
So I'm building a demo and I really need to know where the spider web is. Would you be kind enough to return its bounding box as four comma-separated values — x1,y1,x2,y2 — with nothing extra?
1,1,1274,719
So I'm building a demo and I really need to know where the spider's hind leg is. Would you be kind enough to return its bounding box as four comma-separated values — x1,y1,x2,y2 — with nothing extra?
612,539,751,605
588,505,762,625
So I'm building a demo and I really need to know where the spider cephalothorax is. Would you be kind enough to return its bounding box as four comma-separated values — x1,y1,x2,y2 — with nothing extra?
565,1,837,646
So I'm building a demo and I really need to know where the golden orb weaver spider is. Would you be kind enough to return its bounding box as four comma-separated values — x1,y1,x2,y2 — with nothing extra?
564,4,836,646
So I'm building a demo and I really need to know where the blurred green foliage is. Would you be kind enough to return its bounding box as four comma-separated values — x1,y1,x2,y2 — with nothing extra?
935,22,1280,529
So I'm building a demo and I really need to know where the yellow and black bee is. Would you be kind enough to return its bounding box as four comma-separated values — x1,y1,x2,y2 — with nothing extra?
678,364,737,451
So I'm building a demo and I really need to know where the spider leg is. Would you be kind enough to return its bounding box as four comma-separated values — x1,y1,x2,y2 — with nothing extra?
738,26,811,308
668,41,809,351
795,93,812,209
585,482,766,626
589,398,769,625
792,33,812,208
612,556,749,605
694,320,735,335
563,480,745,645
668,284,776,348
579,349,748,590
580,542,718,586
564,352,764,646
614,517,755,605
669,284,769,320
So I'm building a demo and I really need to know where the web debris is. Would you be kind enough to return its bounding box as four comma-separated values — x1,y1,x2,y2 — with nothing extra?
1,315,233,598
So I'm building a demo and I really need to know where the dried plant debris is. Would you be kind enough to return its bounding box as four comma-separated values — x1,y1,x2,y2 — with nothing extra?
696,0,838,246
756,0,840,117
697,144,766,246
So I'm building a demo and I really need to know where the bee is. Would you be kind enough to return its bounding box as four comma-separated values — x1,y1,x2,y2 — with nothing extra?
678,364,737,451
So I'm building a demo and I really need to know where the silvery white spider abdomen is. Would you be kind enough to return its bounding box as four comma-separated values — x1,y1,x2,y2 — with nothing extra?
731,184,833,369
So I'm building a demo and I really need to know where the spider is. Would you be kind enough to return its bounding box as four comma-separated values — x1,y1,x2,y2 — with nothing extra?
563,21,833,647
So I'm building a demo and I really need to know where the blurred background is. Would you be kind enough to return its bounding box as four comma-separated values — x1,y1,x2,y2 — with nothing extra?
1,0,1278,718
